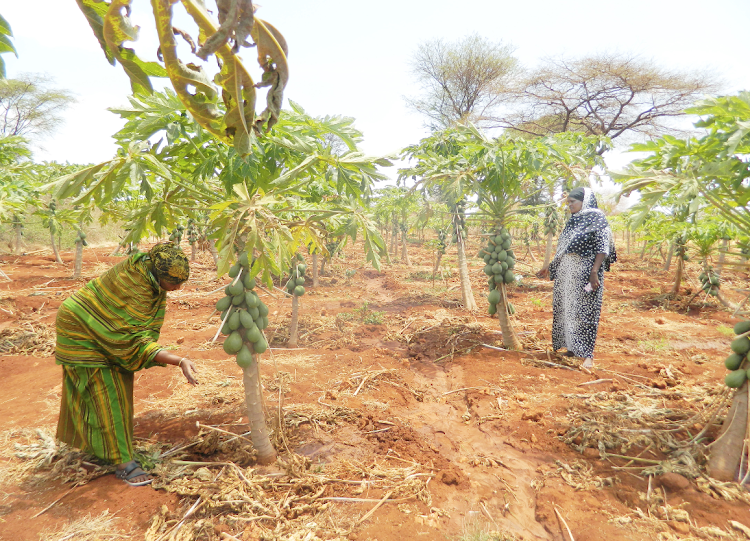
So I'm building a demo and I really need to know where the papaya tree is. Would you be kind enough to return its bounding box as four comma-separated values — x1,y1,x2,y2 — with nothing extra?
614,92,750,482
44,93,390,462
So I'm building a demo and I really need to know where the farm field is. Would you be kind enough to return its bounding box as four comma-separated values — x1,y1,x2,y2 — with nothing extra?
0,239,749,541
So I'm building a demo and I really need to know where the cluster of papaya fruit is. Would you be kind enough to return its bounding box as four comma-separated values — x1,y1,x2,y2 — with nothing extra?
75,230,88,247
216,252,270,367
725,321,750,387
543,206,559,236
284,254,307,297
451,200,468,244
675,234,689,262
698,266,720,297
186,219,198,245
169,224,185,245
478,227,516,316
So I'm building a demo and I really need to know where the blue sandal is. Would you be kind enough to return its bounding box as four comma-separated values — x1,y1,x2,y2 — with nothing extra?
115,460,153,487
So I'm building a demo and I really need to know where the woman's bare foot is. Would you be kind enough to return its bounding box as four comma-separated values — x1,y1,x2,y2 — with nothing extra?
582,358,594,369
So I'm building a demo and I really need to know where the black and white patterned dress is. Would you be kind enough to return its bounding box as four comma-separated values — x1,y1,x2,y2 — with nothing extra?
548,188,616,359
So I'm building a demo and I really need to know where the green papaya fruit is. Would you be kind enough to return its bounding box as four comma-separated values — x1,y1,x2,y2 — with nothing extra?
725,353,744,371
500,230,510,241
232,293,245,306
249,306,260,320
508,302,515,315
228,281,244,296
216,296,232,312
483,254,492,264
488,303,497,315
245,327,262,343
221,320,232,336
731,337,750,355
501,239,512,250
484,265,494,276
710,276,720,286
245,291,259,308
494,274,504,284
258,302,269,317
239,251,250,268
243,273,256,290
504,270,515,284
734,321,750,335
225,285,233,296
725,369,747,388
506,258,516,269
253,337,268,354
228,263,240,278
497,250,508,262
296,277,305,286
258,316,269,330
236,345,253,368
491,262,503,274
223,331,243,355
494,235,504,245
228,311,241,331
488,289,501,305
239,309,255,329
297,263,307,273
294,285,305,296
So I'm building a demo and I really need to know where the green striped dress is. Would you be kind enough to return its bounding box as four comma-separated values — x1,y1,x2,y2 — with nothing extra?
55,253,166,464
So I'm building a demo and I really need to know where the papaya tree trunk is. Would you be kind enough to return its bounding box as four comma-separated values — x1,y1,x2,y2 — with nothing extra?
456,229,477,311
14,222,23,254
708,382,747,482
525,244,537,262
640,240,648,260
243,358,277,465
626,229,631,254
496,283,523,350
432,251,444,279
663,242,675,272
401,230,411,266
312,252,319,287
50,229,63,264
390,226,398,256
717,238,729,278
207,238,219,269
73,242,83,279
190,241,197,261
670,255,684,296
320,258,327,276
288,295,299,348
542,231,555,271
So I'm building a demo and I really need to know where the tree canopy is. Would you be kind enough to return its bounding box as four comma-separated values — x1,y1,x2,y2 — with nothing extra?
492,52,720,145
0,74,76,139
404,34,518,130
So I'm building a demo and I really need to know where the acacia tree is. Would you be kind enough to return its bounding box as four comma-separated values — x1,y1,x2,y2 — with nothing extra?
404,33,518,129
0,75,76,138
494,52,719,146
614,92,750,482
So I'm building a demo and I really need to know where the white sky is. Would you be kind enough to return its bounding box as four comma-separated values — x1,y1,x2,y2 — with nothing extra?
3,0,750,179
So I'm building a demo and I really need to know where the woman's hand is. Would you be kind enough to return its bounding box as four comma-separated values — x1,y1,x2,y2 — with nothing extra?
536,268,550,279
180,358,199,386
589,272,600,291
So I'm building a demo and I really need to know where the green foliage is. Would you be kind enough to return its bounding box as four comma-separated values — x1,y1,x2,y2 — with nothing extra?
43,92,391,282
75,0,288,155
615,92,750,238
0,14,17,79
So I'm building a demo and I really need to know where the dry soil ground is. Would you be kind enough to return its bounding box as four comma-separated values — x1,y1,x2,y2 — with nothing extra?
1,239,749,541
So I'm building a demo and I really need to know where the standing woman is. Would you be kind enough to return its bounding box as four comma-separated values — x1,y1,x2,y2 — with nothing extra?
541,187,617,369
55,243,199,486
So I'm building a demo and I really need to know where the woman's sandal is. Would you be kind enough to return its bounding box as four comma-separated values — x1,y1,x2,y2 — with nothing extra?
115,460,153,487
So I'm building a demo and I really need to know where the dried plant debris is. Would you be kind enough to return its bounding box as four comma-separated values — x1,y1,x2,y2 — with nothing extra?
0,322,55,356
39,510,126,541
0,428,110,488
